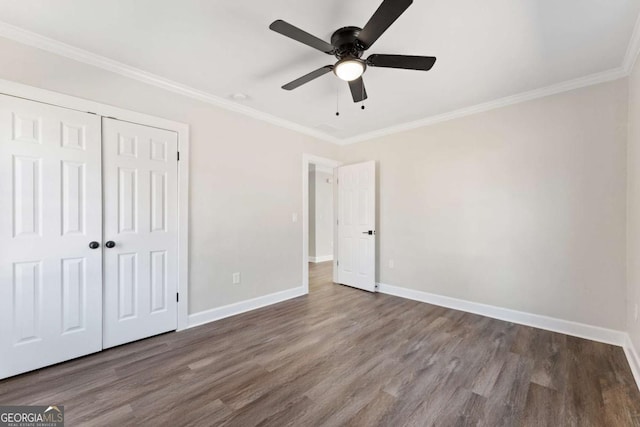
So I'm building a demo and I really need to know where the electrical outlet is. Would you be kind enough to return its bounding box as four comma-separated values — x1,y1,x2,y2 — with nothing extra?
389,259,394,269
232,272,241,284
635,303,638,321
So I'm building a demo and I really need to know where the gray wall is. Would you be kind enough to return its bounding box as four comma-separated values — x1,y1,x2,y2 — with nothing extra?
628,57,640,347
340,79,628,330
309,168,333,260
309,165,317,257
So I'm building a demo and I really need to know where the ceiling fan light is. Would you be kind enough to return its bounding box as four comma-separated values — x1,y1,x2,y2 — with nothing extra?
334,58,365,81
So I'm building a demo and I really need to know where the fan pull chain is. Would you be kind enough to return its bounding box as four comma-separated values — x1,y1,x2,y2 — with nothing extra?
335,87,340,116
361,83,366,110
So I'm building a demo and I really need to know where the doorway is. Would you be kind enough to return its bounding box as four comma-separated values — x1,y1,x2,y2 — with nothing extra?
302,154,340,293
302,155,378,294
308,163,335,291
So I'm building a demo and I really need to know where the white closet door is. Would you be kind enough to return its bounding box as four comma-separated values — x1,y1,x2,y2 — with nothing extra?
0,94,102,379
336,161,376,292
102,118,178,348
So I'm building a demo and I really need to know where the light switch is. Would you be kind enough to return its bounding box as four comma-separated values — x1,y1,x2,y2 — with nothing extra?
292,213,298,223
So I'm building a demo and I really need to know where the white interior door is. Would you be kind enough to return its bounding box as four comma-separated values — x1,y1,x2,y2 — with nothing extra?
336,161,376,292
0,94,102,379
102,118,178,348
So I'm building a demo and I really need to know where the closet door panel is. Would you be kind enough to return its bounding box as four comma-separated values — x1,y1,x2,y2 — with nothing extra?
0,94,102,379
102,118,178,349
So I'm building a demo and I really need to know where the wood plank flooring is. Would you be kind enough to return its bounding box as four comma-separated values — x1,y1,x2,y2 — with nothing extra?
1,261,640,426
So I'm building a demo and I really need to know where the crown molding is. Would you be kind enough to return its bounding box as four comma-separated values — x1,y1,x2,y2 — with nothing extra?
338,67,628,145
0,21,341,145
0,19,635,146
623,12,640,74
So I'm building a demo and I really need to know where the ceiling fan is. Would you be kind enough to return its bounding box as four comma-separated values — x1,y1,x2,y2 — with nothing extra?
269,0,436,103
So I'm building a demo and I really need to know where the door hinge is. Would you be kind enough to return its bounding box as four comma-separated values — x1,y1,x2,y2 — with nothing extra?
337,260,339,266
337,219,339,225
176,293,179,302
177,151,180,161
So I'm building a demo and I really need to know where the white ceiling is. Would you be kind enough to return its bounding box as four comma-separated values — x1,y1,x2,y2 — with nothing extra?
0,0,638,141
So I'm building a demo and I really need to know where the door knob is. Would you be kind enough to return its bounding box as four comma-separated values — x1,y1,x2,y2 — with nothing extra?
105,241,116,248
362,230,375,235
89,241,100,249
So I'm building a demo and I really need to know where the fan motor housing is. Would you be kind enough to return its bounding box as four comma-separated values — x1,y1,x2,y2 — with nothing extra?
331,26,364,59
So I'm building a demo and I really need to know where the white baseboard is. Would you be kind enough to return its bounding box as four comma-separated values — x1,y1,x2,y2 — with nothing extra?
377,282,626,346
185,280,639,390
624,334,640,391
309,255,333,263
187,286,307,329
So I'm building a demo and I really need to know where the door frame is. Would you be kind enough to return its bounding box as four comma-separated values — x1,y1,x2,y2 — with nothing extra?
302,154,341,293
0,78,191,331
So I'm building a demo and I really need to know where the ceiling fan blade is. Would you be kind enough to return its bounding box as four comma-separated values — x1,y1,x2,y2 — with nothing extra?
367,54,436,71
282,65,334,90
269,20,335,54
357,0,413,49
348,77,368,103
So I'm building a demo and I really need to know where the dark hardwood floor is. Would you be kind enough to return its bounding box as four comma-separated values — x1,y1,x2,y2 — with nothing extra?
1,261,640,426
